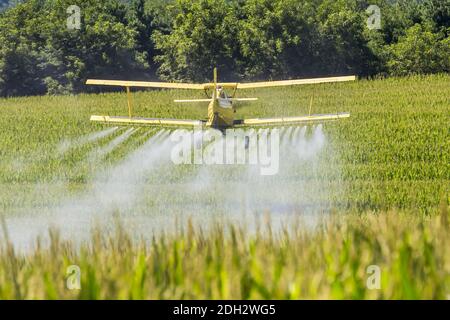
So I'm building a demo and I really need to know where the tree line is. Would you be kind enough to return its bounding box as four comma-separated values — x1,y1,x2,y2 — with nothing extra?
0,0,448,96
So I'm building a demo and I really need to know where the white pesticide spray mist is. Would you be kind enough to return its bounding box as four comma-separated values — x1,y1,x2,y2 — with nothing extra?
3,124,340,251
87,128,137,162
4,129,175,250
57,127,119,155
134,125,335,231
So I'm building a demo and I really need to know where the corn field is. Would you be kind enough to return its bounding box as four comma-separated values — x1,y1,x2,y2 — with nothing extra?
0,74,448,299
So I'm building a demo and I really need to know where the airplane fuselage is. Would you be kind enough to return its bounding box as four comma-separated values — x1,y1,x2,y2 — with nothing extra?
206,88,236,129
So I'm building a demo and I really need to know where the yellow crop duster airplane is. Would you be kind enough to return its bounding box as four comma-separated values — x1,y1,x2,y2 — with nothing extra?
87,68,355,130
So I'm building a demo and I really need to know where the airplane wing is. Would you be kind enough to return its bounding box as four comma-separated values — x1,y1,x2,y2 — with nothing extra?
90,115,204,127
86,76,356,90
87,79,243,90
237,76,356,89
234,113,350,126
86,79,206,90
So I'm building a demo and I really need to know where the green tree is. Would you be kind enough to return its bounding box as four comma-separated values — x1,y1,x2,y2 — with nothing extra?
237,0,317,79
0,0,47,96
315,0,379,76
153,0,239,82
0,0,148,96
127,0,170,77
154,0,384,81
0,0,449,96
387,23,450,76
425,0,450,32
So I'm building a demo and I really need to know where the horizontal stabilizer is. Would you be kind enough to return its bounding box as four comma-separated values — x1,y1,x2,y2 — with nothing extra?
230,98,258,102
174,99,213,103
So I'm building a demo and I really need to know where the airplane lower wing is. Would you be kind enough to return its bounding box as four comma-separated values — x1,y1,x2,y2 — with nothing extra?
90,115,205,127
91,113,349,128
234,113,350,126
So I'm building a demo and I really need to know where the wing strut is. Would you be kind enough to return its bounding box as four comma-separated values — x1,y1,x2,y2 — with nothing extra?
126,86,133,118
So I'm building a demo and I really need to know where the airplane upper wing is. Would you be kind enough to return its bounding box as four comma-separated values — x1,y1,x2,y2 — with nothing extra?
86,76,356,90
87,79,244,90
86,79,206,90
237,76,356,89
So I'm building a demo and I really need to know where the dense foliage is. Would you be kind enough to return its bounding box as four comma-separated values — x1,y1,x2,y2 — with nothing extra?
0,0,449,96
